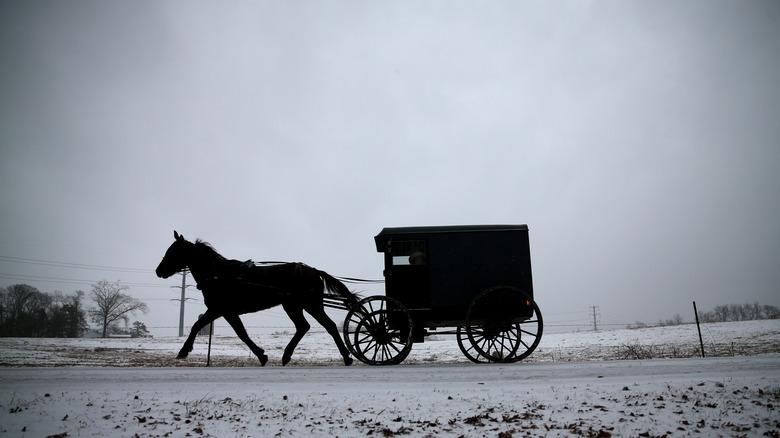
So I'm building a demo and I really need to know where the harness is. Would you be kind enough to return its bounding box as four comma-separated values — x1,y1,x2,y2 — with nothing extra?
196,259,382,291
197,259,261,290
196,260,302,291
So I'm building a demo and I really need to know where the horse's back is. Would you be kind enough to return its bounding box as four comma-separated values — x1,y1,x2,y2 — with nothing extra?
247,262,309,285
203,262,325,314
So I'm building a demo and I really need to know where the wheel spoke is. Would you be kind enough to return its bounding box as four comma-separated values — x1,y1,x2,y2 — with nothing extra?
386,340,401,354
381,344,393,361
357,333,372,346
519,338,530,350
519,327,537,337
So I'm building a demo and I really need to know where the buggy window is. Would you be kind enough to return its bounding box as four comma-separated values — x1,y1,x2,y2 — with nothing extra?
391,240,427,265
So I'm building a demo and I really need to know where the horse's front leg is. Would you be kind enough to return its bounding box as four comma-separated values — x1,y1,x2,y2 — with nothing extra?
223,314,268,366
178,309,220,359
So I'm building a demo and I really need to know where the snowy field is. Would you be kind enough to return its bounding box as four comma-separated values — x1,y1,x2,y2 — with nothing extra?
1,320,778,367
0,320,778,437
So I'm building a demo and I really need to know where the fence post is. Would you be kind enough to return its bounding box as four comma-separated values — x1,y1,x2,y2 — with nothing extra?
693,301,705,358
206,322,214,366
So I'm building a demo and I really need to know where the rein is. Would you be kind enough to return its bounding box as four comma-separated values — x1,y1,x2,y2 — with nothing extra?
332,276,384,284
196,259,385,291
252,260,384,284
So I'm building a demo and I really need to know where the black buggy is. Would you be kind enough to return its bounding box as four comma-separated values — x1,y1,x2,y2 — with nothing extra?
336,225,543,365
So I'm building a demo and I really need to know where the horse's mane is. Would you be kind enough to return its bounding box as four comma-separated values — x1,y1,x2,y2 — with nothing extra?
194,239,225,259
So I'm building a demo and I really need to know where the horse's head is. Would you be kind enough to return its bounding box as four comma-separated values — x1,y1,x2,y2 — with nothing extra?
155,231,192,279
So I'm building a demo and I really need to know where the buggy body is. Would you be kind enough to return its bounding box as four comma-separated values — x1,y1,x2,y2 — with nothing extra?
375,224,534,330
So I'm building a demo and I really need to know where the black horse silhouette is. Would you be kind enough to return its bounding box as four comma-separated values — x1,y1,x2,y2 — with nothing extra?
155,231,358,366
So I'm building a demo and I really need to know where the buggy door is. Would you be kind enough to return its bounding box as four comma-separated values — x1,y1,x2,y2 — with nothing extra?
383,239,430,310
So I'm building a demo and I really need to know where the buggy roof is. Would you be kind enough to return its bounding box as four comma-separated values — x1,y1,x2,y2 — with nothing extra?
374,224,528,252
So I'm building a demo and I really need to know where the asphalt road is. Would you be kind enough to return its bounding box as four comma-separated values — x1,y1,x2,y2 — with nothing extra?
2,355,777,393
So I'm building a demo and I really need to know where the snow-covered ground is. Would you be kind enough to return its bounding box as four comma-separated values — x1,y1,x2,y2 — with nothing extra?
0,319,777,367
0,320,778,437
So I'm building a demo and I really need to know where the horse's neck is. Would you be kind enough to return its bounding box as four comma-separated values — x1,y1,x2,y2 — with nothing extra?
187,249,222,285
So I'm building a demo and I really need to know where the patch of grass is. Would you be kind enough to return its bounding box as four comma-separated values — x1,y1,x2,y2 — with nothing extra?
618,342,657,360
759,386,780,400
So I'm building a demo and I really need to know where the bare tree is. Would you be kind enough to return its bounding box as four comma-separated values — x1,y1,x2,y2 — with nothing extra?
89,280,148,338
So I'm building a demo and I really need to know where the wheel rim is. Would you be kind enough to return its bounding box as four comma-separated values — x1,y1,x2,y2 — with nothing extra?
343,296,413,365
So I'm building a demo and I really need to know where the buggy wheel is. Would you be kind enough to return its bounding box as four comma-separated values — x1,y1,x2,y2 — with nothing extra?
456,326,489,364
343,296,414,365
466,286,543,363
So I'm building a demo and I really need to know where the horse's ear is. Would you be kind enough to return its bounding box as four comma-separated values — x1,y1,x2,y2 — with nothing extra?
174,231,183,241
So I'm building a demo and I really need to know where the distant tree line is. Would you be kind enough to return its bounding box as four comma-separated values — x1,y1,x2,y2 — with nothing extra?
0,284,88,337
627,302,778,329
698,302,779,323
0,281,149,338
657,313,685,327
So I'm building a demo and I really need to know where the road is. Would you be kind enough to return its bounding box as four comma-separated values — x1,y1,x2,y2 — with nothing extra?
1,356,778,437
2,355,777,391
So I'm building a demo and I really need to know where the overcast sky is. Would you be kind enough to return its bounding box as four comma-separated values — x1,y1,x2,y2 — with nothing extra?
2,1,778,337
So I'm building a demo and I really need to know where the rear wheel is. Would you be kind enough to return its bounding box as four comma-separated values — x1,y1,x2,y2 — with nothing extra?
465,286,543,363
343,296,414,365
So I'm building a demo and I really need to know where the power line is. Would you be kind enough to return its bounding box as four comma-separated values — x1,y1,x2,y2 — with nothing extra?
0,255,152,273
0,273,168,289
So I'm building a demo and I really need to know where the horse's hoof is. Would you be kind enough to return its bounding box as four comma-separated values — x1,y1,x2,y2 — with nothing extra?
282,355,291,366
344,357,353,366
176,353,188,359
259,355,268,366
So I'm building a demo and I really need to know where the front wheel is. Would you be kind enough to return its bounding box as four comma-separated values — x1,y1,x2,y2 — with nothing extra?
343,296,414,365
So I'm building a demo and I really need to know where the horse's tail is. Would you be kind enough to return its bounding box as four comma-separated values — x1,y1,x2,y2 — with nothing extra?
318,270,360,310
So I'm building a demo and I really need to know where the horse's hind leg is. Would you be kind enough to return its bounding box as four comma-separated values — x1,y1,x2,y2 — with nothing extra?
178,309,219,359
306,306,353,366
281,303,310,366
223,314,268,366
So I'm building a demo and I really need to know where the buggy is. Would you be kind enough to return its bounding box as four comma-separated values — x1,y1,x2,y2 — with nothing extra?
340,225,542,365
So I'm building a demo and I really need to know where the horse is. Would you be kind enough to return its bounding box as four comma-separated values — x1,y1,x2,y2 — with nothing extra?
155,231,359,366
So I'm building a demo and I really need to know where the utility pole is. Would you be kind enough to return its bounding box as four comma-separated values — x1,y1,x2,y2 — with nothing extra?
170,270,192,337
693,301,705,358
590,305,600,331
